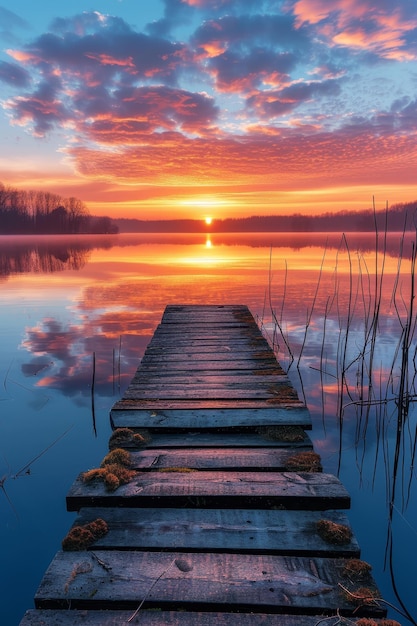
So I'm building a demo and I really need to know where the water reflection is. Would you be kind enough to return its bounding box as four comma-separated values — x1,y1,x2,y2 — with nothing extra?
1,231,414,279
21,317,150,399
0,235,116,279
1,231,417,625
262,230,417,625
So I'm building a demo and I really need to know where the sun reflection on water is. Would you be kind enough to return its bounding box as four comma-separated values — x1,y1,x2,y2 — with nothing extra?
1,231,417,625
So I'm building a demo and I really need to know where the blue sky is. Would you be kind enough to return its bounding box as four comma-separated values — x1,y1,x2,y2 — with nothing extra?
1,0,417,219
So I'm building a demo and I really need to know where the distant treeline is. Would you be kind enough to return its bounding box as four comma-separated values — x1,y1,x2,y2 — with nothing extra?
0,182,118,234
116,201,417,233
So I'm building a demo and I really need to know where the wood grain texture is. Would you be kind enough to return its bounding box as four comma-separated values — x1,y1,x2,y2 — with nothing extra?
110,407,311,429
120,387,299,401
66,471,350,512
119,431,313,449
72,507,360,557
127,446,318,471
20,610,378,626
34,550,385,616
112,399,306,410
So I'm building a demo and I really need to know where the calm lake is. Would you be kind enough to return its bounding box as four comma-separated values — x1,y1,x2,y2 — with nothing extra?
1,232,416,625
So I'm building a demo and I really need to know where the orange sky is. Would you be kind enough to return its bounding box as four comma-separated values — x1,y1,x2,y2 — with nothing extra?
1,0,417,219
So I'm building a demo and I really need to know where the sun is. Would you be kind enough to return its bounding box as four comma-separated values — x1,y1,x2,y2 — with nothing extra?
205,216,213,225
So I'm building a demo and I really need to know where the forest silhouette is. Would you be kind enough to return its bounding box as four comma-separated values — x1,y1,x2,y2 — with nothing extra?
0,182,118,234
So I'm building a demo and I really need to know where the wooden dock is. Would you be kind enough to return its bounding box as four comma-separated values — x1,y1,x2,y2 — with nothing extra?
20,305,387,625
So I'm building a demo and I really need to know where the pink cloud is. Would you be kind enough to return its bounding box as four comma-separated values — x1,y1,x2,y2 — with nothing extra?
84,53,136,69
66,122,417,192
207,49,296,93
246,79,341,118
7,49,39,63
290,0,417,59
2,4,416,209
181,0,229,6
74,86,219,142
5,95,68,136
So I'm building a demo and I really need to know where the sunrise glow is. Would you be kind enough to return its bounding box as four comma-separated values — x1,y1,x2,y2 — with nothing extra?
1,1,416,220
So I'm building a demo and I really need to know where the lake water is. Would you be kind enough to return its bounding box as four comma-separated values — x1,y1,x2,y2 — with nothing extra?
1,232,416,625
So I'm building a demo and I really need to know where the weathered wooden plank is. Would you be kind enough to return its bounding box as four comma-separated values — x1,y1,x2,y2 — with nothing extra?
145,336,266,346
161,308,255,319
163,308,251,316
160,310,261,328
162,307,253,318
150,333,266,343
72,507,359,557
110,407,312,429
137,360,280,372
128,447,317,471
152,325,265,341
156,322,260,331
124,381,298,400
143,350,275,360
161,316,255,323
112,398,306,410
66,471,350,511
164,304,248,309
162,303,249,311
141,350,277,370
150,324,264,334
34,550,385,616
148,365,278,376
22,610,390,626
146,337,271,350
124,388,295,399
132,373,289,385
141,353,278,365
157,322,257,330
151,325,263,335
145,337,271,349
126,381,293,393
162,312,251,320
123,384,296,395
144,340,272,351
160,318,256,327
134,369,283,379
127,431,314,449
121,387,299,401
161,304,253,311
148,336,267,346
153,314,261,325
129,368,291,382
133,369,287,380
21,610,378,626
162,305,252,317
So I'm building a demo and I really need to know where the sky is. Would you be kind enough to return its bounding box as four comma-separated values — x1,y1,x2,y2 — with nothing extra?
0,0,417,221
